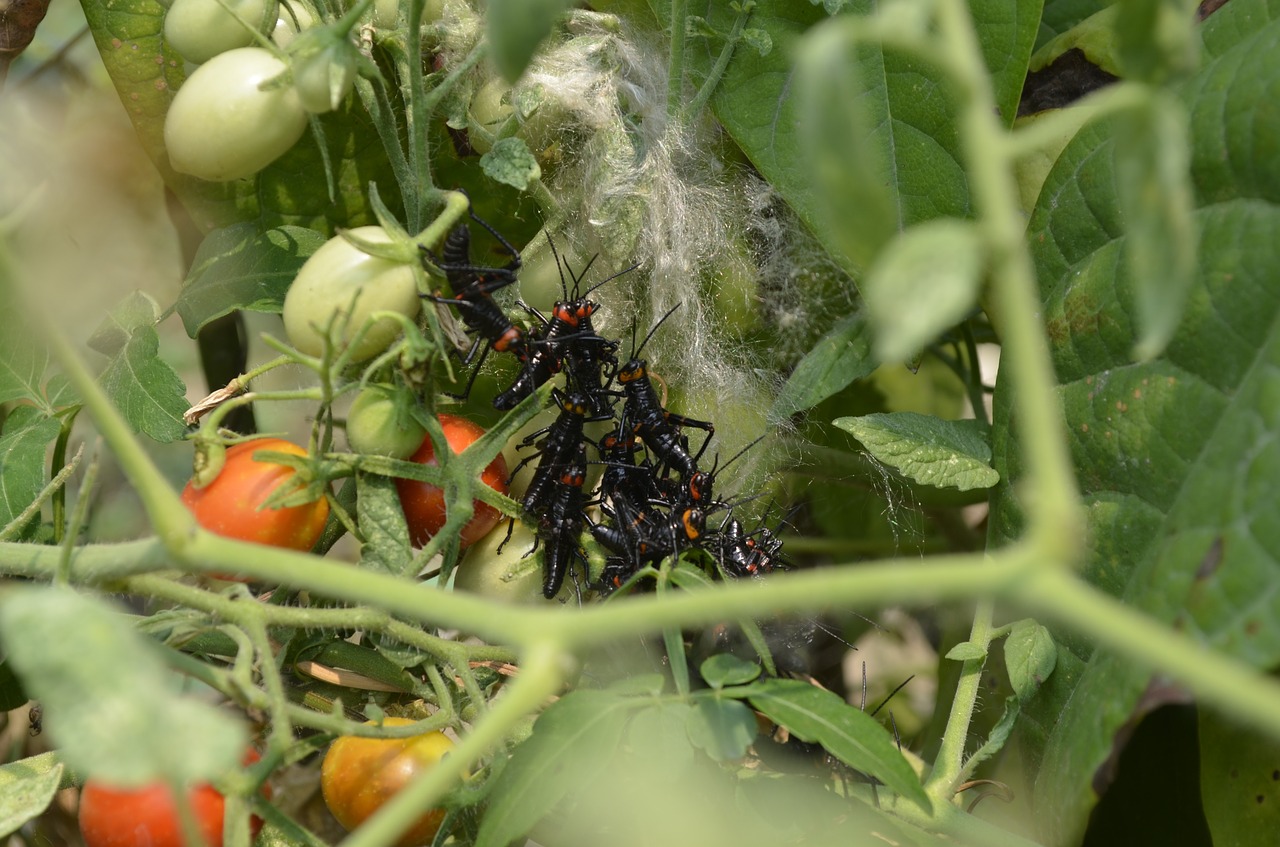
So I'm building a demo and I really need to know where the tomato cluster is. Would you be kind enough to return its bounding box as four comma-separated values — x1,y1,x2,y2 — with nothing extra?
161,0,359,181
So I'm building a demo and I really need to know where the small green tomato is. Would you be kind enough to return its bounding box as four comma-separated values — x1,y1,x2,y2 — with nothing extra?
164,47,308,181
346,385,428,459
282,227,421,361
164,0,277,64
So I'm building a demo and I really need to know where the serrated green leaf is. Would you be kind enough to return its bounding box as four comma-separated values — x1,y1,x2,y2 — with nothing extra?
487,0,574,83
863,219,987,362
945,641,987,662
770,311,876,420
742,677,929,811
699,653,761,689
994,7,1280,842
0,757,64,835
480,137,542,191
475,689,631,847
835,412,999,491
95,332,188,445
0,586,246,785
175,224,326,337
0,286,48,406
356,470,413,577
1005,619,1057,700
0,406,61,540
87,290,162,356
685,698,757,761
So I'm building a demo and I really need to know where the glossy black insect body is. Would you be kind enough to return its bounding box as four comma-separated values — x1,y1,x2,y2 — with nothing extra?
591,504,706,567
537,444,590,598
714,517,789,579
617,357,714,480
493,255,622,415
513,390,592,520
424,219,530,397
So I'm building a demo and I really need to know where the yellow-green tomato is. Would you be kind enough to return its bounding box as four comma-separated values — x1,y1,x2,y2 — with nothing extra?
164,0,277,64
345,385,427,458
282,227,421,361
320,718,454,847
164,47,308,181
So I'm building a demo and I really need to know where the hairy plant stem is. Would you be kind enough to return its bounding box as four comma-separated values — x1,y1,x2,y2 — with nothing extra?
666,0,688,123
923,597,995,800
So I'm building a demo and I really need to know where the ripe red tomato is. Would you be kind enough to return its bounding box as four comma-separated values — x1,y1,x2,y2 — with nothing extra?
182,438,329,554
79,751,269,847
395,415,508,549
320,718,455,847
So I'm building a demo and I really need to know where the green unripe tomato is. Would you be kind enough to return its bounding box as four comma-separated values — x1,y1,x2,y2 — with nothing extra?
346,385,428,459
271,0,317,48
283,227,421,361
164,0,277,64
165,47,308,181
467,77,513,155
452,520,551,604
289,29,359,114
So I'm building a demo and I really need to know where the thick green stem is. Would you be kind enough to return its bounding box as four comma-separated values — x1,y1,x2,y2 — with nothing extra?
1017,569,1280,741
934,2,1083,555
924,597,996,800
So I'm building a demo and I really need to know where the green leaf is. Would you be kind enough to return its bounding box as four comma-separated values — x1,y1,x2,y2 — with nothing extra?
1004,619,1057,700
1199,708,1280,846
355,470,414,577
993,8,1280,842
862,219,986,362
487,0,574,83
1035,0,1113,52
475,688,631,847
770,311,876,420
684,697,757,761
793,14,898,274
690,2,970,278
970,0,1046,125
89,291,187,442
0,280,48,408
480,137,542,191
834,412,998,491
945,641,987,662
0,586,247,785
0,406,61,540
627,702,696,771
175,224,326,337
698,653,761,689
742,677,929,811
0,756,64,835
